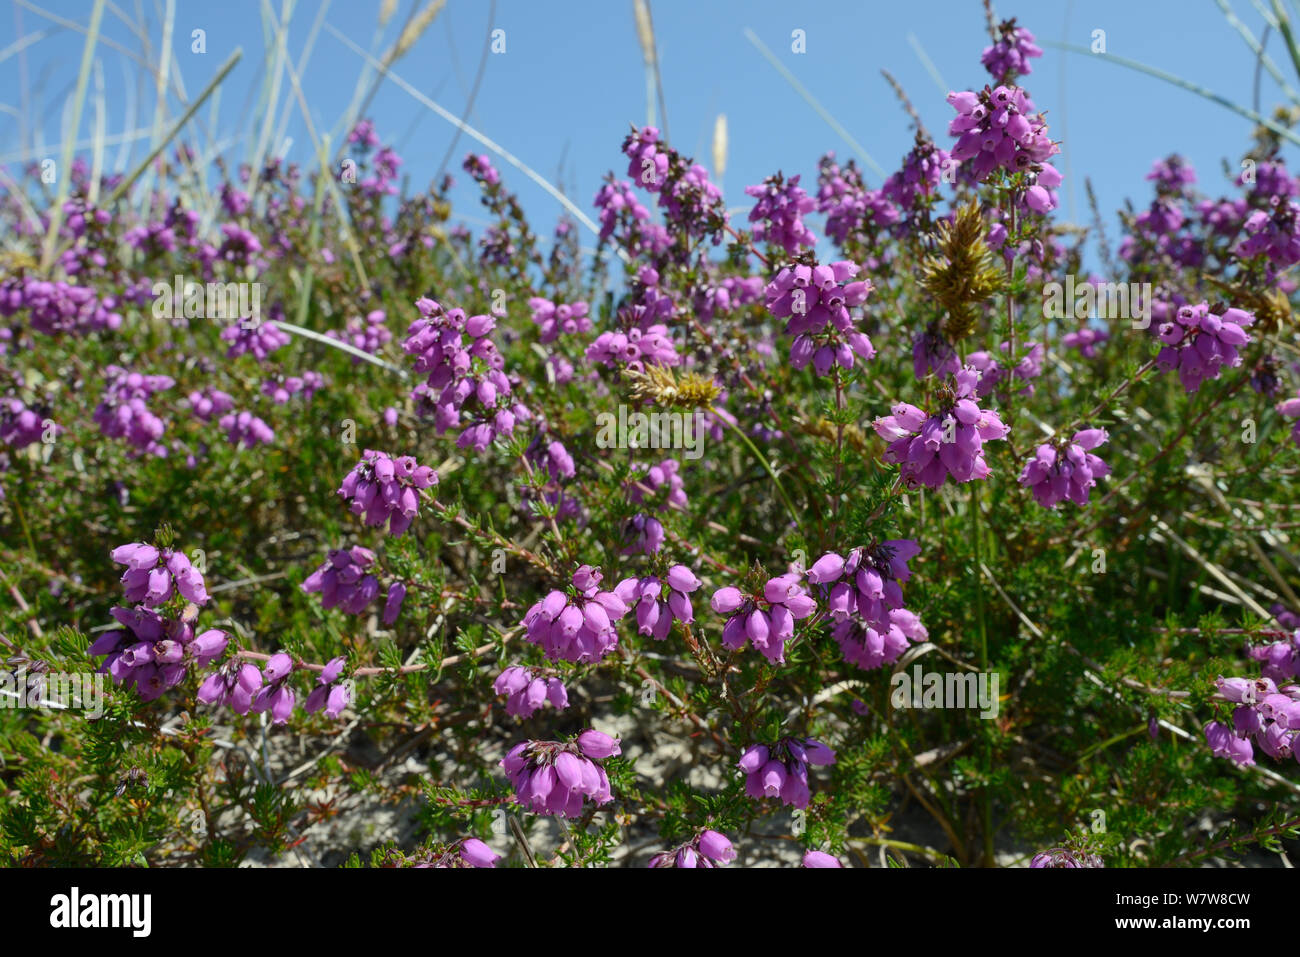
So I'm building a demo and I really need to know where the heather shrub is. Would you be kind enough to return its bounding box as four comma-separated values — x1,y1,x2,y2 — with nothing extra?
2,5,1300,871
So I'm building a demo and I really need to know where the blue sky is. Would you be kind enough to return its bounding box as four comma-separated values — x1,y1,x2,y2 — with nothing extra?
3,0,1297,261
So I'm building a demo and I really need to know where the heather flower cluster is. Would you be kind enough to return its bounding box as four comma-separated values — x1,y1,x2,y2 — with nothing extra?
1030,847,1104,868
501,730,620,818
494,665,569,718
624,125,670,192
745,172,817,255
417,838,500,869
711,573,817,663
1062,325,1109,358
186,387,234,421
1153,302,1253,393
622,513,664,555
303,656,352,720
301,545,400,619
627,458,687,510
1251,355,1283,396
967,341,1044,398
90,540,227,702
462,152,499,187
250,652,297,724
1149,154,1198,192
93,366,174,457
803,850,845,868
338,449,438,536
197,658,263,715
807,541,928,671
696,274,765,322
520,432,580,521
873,368,1010,489
216,222,265,266
1237,198,1300,268
738,737,836,809
522,565,629,663
1207,675,1300,767
0,397,51,449
221,316,290,361
403,297,530,452
881,137,954,212
1019,428,1110,508
585,323,679,370
622,125,727,240
360,145,403,199
981,19,1042,83
261,371,323,405
110,541,210,606
528,297,592,343
403,297,493,384
947,86,1061,211
90,604,228,702
763,260,875,376
621,458,689,555
327,309,391,361
1278,390,1300,447
218,409,275,449
123,206,199,256
593,177,660,250
614,565,701,641
912,323,961,380
648,830,736,868
0,275,123,336
816,154,899,244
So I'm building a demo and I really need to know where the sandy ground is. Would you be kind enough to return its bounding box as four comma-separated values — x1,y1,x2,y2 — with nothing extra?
229,672,1292,869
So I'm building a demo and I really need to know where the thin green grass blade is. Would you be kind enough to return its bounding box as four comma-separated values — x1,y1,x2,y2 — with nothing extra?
41,47,242,267
907,32,949,94
1215,0,1299,102
264,2,371,291
88,57,106,207
0,127,153,165
39,0,103,271
248,0,295,203
272,0,331,159
1048,40,1300,146
0,27,56,67
137,0,175,212
1273,0,1300,87
743,26,886,178
275,319,407,375
323,22,618,253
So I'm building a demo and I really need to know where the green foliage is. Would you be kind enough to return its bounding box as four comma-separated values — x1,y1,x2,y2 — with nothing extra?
1,13,1299,871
